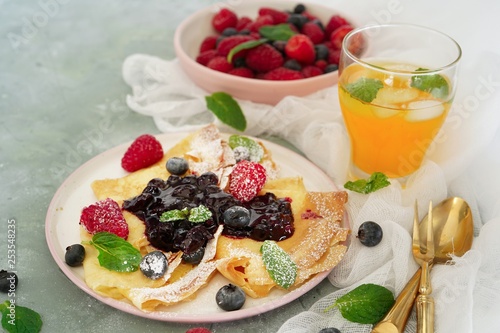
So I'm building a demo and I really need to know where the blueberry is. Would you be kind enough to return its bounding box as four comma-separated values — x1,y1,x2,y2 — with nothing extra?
287,14,308,29
318,328,341,333
182,246,205,265
0,270,18,293
272,40,287,54
140,251,168,280
223,206,251,228
233,146,250,162
65,244,85,267
315,44,329,61
216,284,246,311
221,27,238,36
357,221,383,247
166,157,189,175
325,64,339,73
284,59,302,71
293,4,306,14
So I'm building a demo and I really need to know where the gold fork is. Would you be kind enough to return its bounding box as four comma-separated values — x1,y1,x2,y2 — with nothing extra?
413,200,435,333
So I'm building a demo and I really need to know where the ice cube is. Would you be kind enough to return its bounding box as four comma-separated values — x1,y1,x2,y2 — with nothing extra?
372,105,399,118
373,87,419,105
405,100,445,122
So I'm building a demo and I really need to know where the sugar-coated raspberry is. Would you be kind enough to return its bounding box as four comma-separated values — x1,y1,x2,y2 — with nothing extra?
330,24,353,50
80,198,129,239
199,36,217,53
236,16,252,31
196,49,217,66
229,160,267,202
216,35,255,58
248,14,274,32
325,15,350,37
301,65,323,78
212,8,238,33
185,328,212,333
301,21,325,44
121,134,164,172
245,43,284,72
285,34,316,64
258,7,289,24
228,67,254,78
207,56,234,73
263,67,304,80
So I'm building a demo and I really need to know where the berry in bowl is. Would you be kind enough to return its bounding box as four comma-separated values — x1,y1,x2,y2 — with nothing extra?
174,1,354,105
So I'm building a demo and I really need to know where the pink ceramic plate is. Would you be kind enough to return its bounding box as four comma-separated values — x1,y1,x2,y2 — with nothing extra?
45,132,347,323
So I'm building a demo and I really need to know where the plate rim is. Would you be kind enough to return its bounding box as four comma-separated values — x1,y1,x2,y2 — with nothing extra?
45,131,346,323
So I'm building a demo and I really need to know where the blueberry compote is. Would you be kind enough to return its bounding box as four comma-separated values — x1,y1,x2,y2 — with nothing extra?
122,172,294,257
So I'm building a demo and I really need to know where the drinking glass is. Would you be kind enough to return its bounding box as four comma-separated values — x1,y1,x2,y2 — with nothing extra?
338,24,461,180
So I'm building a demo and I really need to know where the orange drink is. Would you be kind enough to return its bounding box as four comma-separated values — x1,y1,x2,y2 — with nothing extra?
339,24,461,180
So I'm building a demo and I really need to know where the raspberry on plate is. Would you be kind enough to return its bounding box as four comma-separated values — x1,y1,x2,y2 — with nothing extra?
121,134,164,172
285,34,316,64
263,67,304,81
80,198,129,239
229,160,267,202
212,8,238,33
245,43,284,72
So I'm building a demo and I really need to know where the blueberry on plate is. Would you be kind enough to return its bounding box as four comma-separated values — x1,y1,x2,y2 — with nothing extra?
182,246,205,265
140,251,168,280
166,157,189,175
223,206,251,228
65,244,86,267
216,284,246,311
357,221,383,247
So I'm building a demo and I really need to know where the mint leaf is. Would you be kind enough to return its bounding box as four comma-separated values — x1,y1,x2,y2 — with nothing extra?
411,72,449,99
0,300,42,333
259,24,296,41
344,172,390,194
205,92,246,132
227,39,267,63
260,240,297,289
86,232,142,272
188,205,212,223
228,135,264,162
345,77,383,103
160,208,189,222
325,284,395,324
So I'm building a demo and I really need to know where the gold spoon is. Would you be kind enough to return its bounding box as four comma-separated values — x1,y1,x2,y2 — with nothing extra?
372,197,473,333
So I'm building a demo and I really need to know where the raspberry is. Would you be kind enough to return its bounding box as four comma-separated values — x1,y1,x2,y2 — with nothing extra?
228,67,254,78
248,14,274,32
330,24,353,50
263,67,304,80
199,36,217,53
245,43,284,72
301,65,323,78
206,56,234,73
236,16,252,31
325,15,349,37
301,21,325,44
185,328,212,333
328,49,341,65
315,59,328,71
196,49,217,66
80,198,129,239
258,7,289,24
121,134,163,172
212,8,238,33
285,34,316,64
229,160,267,202
216,35,255,58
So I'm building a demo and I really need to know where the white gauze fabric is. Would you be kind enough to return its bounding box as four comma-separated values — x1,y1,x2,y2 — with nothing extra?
121,1,500,332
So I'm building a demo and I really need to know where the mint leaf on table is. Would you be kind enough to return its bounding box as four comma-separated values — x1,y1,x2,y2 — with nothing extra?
325,284,395,324
344,172,390,194
410,71,450,99
85,232,142,272
260,240,297,289
0,300,42,333
227,39,267,63
259,24,296,41
345,77,383,103
205,92,246,132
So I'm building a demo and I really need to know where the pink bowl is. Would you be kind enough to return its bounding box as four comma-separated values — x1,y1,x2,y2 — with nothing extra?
174,1,346,105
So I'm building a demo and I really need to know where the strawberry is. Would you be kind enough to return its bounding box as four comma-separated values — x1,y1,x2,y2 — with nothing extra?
228,67,254,78
121,134,163,172
212,8,238,33
80,198,129,239
245,43,284,72
263,67,304,81
185,328,212,333
285,34,316,64
258,7,289,24
216,35,255,58
325,15,349,37
196,49,217,66
206,56,234,73
301,65,323,78
229,160,267,202
301,21,325,44
330,24,353,50
199,35,217,52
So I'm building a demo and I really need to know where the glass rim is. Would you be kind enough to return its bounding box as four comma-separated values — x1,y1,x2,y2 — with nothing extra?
342,23,462,74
